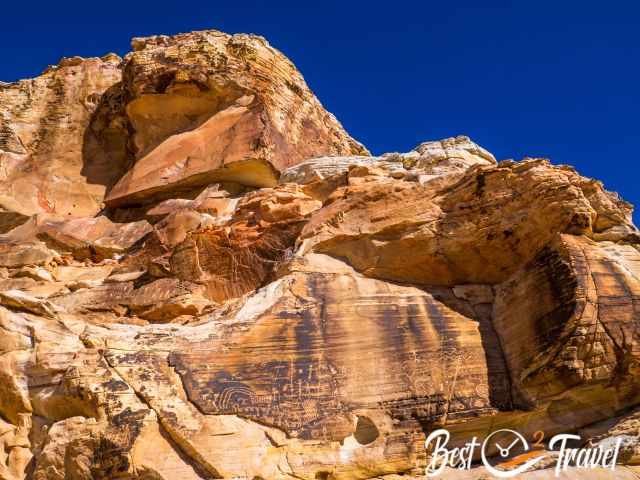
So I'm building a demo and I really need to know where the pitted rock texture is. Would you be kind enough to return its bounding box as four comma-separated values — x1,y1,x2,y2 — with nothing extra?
104,30,368,208
0,29,639,480
0,29,366,225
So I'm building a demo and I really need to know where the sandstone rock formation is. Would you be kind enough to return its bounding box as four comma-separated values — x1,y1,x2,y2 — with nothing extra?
104,30,367,208
0,29,638,480
0,30,366,225
0,54,124,226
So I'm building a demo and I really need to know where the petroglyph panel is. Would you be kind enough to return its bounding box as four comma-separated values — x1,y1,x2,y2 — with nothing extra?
171,272,511,439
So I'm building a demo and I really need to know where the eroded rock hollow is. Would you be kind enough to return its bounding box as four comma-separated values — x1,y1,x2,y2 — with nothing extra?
0,29,639,479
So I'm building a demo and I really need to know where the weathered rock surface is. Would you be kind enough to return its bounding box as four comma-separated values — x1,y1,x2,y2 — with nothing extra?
279,135,495,186
0,28,638,480
1,215,152,261
300,157,636,287
0,55,124,223
104,30,368,208
1,29,366,228
494,235,640,430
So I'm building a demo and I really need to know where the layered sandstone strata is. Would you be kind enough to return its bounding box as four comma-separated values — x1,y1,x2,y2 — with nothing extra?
0,54,124,226
104,30,368,208
0,30,366,224
0,29,638,480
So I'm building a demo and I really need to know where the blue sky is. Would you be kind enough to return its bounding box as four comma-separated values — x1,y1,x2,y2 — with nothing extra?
2,1,639,216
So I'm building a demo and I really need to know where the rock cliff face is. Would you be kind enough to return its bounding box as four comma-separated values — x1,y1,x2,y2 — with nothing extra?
0,54,124,227
0,29,639,479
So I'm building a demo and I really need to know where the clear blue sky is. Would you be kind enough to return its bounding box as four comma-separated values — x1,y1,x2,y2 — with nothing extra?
2,1,639,216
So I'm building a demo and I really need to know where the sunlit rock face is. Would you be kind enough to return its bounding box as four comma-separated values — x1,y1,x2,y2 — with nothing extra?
104,30,368,208
0,29,366,227
0,29,639,480
0,54,125,225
